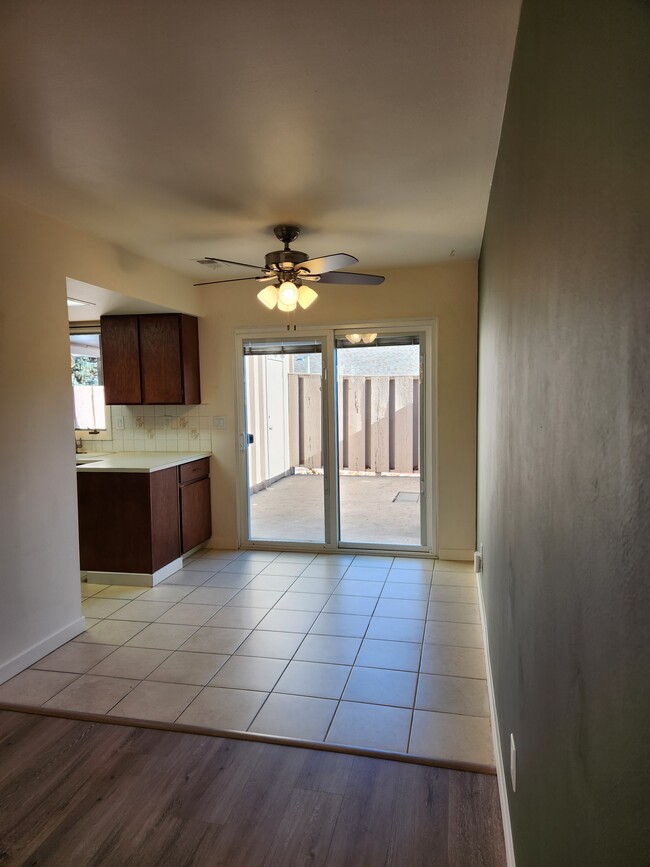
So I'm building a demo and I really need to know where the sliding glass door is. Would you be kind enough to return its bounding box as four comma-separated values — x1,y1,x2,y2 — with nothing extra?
335,331,424,548
241,337,327,544
238,324,434,553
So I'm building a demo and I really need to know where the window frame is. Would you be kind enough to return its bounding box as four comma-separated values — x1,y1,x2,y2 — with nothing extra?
70,324,113,442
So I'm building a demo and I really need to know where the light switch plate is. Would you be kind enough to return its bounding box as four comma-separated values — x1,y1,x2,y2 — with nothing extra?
213,416,226,429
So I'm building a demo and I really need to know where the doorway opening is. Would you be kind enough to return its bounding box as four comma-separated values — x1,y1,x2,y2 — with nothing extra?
243,338,326,545
237,324,435,554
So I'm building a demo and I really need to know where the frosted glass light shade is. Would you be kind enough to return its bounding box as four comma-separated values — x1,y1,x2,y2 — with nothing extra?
277,298,297,312
278,281,299,305
346,333,362,344
297,285,318,309
257,285,279,309
361,333,378,344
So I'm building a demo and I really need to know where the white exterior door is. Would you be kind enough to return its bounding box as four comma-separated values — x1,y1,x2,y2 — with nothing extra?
265,356,287,481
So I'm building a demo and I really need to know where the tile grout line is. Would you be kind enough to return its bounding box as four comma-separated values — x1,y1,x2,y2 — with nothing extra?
245,555,352,736
70,552,484,749
320,558,390,746
222,553,323,733
406,567,436,754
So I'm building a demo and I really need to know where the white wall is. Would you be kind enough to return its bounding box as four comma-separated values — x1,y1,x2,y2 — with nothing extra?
0,195,199,683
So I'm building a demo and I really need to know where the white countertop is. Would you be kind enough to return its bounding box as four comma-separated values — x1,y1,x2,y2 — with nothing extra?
76,451,212,473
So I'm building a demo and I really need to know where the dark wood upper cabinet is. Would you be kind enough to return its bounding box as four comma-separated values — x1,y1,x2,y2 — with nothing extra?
139,314,184,404
101,315,142,405
101,313,201,405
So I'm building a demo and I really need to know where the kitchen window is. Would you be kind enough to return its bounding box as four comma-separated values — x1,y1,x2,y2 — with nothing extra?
70,326,112,441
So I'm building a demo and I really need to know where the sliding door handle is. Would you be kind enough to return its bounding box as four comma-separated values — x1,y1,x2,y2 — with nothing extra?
239,433,255,451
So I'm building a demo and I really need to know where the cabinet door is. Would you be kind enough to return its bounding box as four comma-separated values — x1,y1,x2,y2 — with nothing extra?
150,467,181,570
101,315,142,405
180,314,201,405
139,314,184,404
78,472,153,573
180,477,212,553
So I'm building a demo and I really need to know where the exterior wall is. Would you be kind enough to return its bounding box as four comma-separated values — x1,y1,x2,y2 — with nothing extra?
477,0,650,863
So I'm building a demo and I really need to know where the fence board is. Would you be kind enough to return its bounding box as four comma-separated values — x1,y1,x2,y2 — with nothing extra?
346,376,366,471
288,373,300,467
338,378,344,469
370,377,390,473
394,376,414,472
302,375,322,468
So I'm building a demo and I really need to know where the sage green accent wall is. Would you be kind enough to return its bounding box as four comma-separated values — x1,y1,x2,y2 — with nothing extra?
478,0,650,864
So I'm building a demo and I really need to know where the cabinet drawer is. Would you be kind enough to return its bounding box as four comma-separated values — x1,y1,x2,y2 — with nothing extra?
179,458,210,484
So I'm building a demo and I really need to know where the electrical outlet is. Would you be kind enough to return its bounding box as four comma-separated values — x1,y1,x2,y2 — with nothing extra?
114,416,125,430
510,734,517,792
213,416,226,429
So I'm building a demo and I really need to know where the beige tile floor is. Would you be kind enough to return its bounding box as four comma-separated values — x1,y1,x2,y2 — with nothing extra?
0,550,494,768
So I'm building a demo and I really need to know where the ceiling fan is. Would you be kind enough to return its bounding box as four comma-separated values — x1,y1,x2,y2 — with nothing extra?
194,225,385,312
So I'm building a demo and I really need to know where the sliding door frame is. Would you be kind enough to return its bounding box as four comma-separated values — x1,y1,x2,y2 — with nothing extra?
234,318,437,557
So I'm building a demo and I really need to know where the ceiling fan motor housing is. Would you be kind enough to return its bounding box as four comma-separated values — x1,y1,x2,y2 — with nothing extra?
265,248,309,271
266,224,309,273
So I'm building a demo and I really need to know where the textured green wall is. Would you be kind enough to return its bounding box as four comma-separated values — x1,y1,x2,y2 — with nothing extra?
477,0,650,864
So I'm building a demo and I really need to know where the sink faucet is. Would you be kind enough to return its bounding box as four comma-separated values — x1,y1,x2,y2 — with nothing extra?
75,437,84,454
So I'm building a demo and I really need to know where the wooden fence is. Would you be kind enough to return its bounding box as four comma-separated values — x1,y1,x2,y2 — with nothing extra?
288,374,419,473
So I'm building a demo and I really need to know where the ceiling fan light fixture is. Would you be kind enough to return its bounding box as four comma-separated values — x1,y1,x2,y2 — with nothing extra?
257,285,279,309
297,285,318,309
278,280,299,306
277,297,297,313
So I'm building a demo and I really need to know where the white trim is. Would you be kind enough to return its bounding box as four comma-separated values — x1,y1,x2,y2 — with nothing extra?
439,547,475,561
476,571,516,867
0,618,85,685
84,556,184,587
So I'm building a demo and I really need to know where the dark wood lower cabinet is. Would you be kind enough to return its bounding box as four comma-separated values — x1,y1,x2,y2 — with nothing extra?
78,459,212,576
180,476,212,554
78,468,180,574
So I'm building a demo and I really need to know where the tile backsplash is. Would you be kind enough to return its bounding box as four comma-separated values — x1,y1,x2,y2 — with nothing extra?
79,405,213,454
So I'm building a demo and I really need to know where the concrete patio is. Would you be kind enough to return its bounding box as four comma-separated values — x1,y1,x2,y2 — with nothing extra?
249,473,422,546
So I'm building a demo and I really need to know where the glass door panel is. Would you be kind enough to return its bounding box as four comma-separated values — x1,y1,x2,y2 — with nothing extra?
243,338,326,544
335,332,423,547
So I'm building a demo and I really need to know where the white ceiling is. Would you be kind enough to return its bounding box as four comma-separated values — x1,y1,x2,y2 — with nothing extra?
66,278,179,321
0,0,521,281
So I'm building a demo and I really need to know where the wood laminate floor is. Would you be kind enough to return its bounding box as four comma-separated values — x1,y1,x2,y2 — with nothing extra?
0,709,506,866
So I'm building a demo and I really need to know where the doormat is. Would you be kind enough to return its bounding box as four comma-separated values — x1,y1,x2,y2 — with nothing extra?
393,492,420,503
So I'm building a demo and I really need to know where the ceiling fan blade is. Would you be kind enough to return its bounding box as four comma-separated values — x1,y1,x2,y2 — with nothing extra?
197,256,264,271
299,253,359,274
193,276,262,287
316,271,385,285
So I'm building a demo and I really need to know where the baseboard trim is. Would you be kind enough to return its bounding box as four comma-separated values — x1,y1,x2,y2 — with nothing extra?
85,557,183,587
0,618,85,686
476,572,516,867
438,547,474,561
